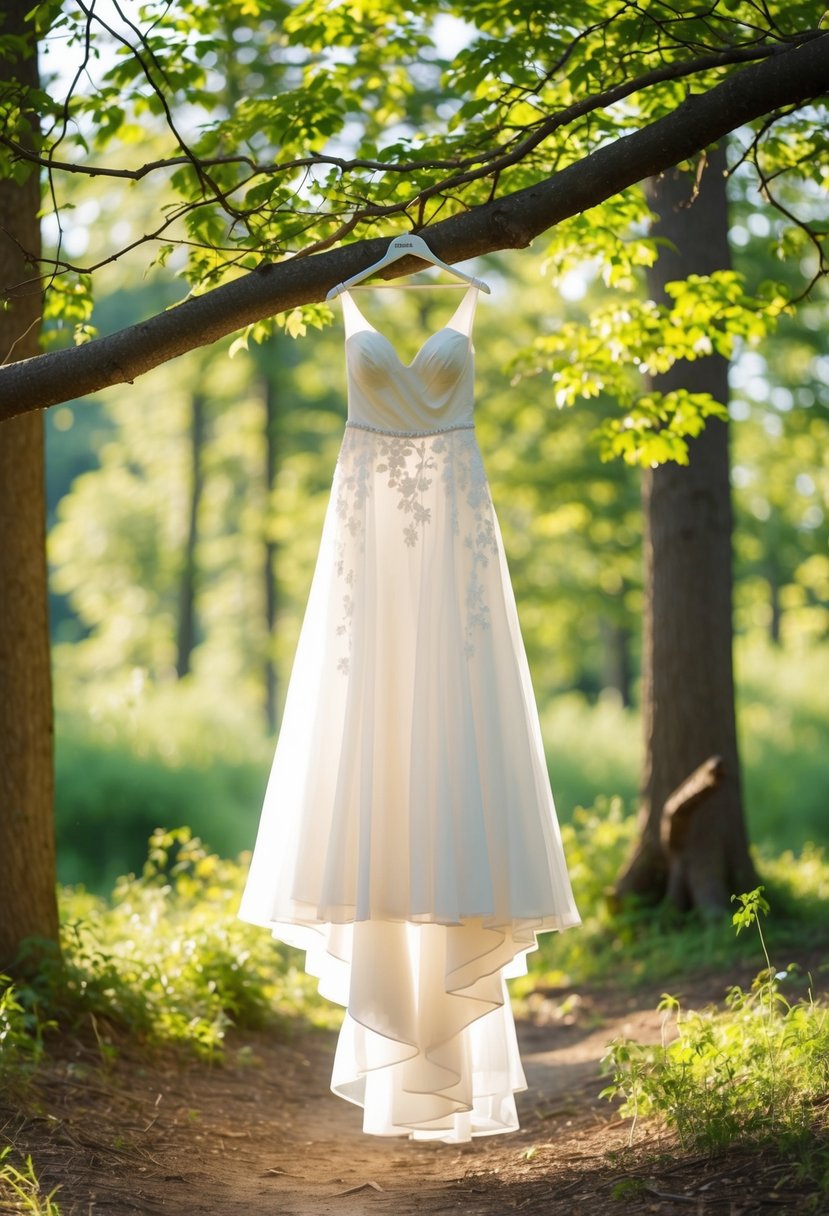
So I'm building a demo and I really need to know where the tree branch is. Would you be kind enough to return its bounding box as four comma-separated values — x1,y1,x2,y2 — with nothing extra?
1,32,827,418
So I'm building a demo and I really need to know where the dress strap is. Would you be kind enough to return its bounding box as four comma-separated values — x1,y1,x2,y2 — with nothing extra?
341,284,480,341
340,290,374,339
445,284,480,338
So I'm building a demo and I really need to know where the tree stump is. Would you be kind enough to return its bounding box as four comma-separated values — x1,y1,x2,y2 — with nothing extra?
662,755,726,909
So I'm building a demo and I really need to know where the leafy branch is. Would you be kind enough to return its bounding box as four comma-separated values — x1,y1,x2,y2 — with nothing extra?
2,10,823,286
0,6,827,413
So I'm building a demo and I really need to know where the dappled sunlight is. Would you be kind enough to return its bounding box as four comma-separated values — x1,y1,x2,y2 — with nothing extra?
1,0,827,1207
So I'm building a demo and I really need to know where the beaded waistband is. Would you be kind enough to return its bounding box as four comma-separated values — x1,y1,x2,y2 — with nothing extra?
346,420,475,438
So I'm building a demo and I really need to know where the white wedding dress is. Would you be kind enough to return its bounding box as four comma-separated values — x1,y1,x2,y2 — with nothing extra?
239,285,580,1141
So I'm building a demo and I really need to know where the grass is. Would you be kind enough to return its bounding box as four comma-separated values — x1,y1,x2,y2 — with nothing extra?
0,1149,62,1216
602,889,829,1195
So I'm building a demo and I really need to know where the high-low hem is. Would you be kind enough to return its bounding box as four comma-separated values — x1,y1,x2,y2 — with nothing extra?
238,912,575,1142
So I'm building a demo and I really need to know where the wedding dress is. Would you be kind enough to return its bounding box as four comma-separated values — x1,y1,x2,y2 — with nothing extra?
239,284,580,1142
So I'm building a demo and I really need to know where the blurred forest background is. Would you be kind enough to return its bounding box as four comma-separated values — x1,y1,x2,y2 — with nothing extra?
44,161,829,894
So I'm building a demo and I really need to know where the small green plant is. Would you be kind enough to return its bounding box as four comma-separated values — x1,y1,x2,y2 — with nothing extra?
0,979,53,1091
601,888,829,1188
0,1147,62,1215
610,1177,646,1200
731,886,772,966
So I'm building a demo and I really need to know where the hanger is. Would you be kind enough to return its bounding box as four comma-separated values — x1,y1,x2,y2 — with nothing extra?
326,234,491,301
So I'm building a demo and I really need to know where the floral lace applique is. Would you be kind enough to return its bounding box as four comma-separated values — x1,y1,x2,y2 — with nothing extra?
434,432,497,656
376,435,437,548
333,426,497,670
333,434,373,675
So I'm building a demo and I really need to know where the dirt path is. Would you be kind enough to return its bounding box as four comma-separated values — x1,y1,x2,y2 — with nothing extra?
2,974,823,1215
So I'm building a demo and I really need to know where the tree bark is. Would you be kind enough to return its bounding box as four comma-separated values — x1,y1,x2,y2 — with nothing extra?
767,570,782,645
599,616,633,707
263,367,279,735
615,144,757,913
0,2,59,969
176,391,206,679
0,33,826,416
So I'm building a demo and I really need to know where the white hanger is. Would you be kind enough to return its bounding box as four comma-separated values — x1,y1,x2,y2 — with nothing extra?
326,234,491,300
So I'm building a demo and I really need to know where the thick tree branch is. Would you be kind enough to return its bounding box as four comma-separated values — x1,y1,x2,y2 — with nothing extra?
1,32,827,418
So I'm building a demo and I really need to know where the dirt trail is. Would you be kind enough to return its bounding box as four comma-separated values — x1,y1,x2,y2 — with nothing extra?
3,973,822,1215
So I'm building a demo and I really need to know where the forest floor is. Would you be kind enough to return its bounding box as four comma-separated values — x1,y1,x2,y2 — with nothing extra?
2,964,826,1216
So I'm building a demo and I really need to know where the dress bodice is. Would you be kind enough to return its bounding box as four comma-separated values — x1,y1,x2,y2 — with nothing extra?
342,286,478,435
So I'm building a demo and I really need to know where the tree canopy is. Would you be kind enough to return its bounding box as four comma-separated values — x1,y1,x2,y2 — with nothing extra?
0,0,827,442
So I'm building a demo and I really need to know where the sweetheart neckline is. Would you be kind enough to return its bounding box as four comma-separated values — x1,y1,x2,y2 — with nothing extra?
343,285,476,370
347,325,470,371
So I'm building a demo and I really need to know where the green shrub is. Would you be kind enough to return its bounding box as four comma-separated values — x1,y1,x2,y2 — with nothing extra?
55,728,266,890
540,640,829,855
601,889,829,1188
541,697,640,822
2,829,336,1067
737,640,829,851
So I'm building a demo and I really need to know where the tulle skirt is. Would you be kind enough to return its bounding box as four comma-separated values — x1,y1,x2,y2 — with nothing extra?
240,423,579,1140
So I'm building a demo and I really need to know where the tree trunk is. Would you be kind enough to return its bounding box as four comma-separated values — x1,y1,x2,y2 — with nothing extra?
0,4,59,969
176,392,206,679
599,616,633,707
263,366,279,734
767,571,782,646
615,144,757,913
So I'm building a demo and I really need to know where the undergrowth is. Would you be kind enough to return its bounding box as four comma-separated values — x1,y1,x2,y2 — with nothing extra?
2,828,337,1078
520,796,829,992
1,807,826,1113
602,888,829,1195
2,821,829,1204
0,984,51,1085
2,809,829,1085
